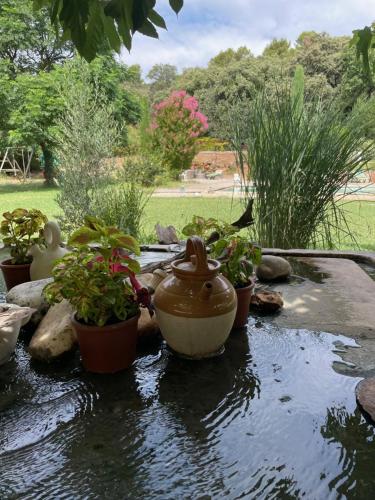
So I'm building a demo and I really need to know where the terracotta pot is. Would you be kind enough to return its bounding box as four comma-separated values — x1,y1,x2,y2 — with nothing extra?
233,281,255,329
369,170,375,183
154,236,237,359
71,312,140,374
0,259,31,291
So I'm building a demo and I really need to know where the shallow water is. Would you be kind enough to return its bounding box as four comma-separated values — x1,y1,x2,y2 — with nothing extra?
1,320,375,499
2,254,375,498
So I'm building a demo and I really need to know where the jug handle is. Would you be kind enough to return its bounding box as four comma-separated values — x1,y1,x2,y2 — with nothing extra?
184,236,210,273
44,221,62,250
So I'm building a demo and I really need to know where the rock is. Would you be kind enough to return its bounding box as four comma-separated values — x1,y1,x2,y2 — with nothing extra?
155,224,179,245
29,300,77,360
138,307,160,339
356,378,375,423
256,256,292,282
250,291,284,313
0,304,35,365
6,278,52,325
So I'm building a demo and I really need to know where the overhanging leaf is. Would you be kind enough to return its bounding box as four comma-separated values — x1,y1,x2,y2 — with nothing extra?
169,0,183,14
149,9,167,29
137,19,159,38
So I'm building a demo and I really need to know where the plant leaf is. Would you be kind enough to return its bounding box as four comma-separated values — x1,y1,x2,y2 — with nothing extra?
69,227,99,246
169,0,183,14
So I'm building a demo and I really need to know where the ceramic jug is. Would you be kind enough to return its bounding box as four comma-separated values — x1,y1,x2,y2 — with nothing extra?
154,236,237,359
29,221,68,280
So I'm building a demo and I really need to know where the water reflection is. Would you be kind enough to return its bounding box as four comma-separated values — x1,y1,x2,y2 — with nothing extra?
1,321,375,498
321,407,375,497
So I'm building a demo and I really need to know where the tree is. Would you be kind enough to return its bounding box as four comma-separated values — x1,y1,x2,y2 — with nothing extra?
83,55,142,145
209,47,252,67
294,32,349,88
185,59,269,138
147,63,178,103
263,39,293,59
55,59,121,231
151,90,208,178
7,70,64,185
0,0,72,78
33,0,184,62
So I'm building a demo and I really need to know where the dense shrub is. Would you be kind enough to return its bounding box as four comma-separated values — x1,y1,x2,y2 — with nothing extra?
151,90,208,178
122,156,164,187
93,180,150,239
195,137,230,151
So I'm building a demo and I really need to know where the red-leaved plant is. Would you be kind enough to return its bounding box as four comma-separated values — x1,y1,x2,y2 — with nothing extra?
44,217,150,327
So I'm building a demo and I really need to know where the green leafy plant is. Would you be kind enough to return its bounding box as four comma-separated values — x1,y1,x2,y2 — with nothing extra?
33,0,184,62
44,217,147,327
1,208,48,264
212,236,261,288
182,215,261,288
182,215,234,240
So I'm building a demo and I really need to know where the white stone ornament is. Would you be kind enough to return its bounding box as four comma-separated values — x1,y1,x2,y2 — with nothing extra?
0,304,35,365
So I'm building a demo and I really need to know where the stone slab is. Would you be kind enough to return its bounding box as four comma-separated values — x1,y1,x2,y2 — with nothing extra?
270,258,375,376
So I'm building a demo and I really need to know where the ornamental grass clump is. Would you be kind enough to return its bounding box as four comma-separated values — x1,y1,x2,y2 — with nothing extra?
230,86,375,249
44,217,149,327
151,90,208,178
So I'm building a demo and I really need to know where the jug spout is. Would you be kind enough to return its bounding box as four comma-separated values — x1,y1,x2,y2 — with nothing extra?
199,281,213,301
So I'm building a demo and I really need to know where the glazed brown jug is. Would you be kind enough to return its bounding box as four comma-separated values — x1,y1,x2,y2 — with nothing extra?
154,236,237,359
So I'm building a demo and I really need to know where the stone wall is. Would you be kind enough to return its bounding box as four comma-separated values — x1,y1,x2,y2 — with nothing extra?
192,151,237,170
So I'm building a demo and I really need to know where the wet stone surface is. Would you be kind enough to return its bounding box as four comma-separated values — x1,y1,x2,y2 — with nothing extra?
1,321,375,498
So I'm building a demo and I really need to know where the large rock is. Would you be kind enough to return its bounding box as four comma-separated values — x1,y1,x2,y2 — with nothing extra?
155,224,179,245
0,303,35,365
356,378,375,423
6,278,52,325
29,300,77,360
250,291,284,313
256,256,292,282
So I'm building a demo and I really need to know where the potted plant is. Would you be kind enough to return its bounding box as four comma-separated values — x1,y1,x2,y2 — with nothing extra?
0,208,48,290
211,235,261,328
43,217,150,374
183,216,261,329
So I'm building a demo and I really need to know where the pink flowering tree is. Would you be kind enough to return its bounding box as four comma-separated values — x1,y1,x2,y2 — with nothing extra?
151,90,208,178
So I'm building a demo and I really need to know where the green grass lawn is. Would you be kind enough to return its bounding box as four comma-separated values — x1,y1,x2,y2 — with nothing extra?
1,179,374,251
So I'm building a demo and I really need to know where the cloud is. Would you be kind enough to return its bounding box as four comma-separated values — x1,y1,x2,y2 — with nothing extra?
120,0,375,75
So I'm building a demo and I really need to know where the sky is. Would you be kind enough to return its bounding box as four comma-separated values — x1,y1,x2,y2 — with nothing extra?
120,0,375,77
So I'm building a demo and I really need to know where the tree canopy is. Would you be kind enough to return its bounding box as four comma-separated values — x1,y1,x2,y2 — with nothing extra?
33,0,184,61
0,0,72,76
